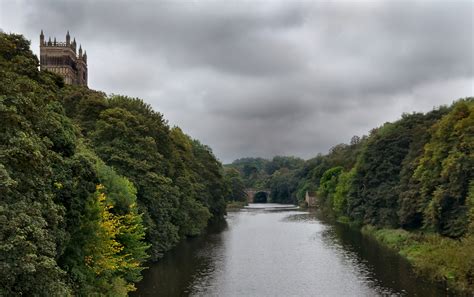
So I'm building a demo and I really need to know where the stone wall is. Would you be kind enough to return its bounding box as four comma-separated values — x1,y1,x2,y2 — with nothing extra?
305,191,317,208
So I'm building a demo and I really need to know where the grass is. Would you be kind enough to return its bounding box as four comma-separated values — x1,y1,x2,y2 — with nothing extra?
361,225,474,294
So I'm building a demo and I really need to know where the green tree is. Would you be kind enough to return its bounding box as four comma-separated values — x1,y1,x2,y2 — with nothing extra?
190,140,227,221
224,168,247,202
70,182,147,296
397,107,449,229
269,168,299,204
415,99,473,237
169,127,212,236
333,169,355,215
88,98,179,259
347,112,443,227
0,33,75,296
95,161,149,284
318,166,344,207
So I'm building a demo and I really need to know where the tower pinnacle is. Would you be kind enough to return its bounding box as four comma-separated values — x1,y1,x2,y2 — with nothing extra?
66,30,70,45
40,30,44,45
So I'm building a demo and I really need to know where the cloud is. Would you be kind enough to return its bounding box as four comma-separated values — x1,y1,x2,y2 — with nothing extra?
1,0,472,162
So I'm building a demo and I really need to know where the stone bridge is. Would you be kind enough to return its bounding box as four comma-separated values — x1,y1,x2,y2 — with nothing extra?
245,188,271,203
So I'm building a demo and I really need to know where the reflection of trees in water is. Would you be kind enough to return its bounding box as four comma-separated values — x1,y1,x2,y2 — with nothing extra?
317,213,447,297
282,212,319,223
286,210,446,296
132,220,228,297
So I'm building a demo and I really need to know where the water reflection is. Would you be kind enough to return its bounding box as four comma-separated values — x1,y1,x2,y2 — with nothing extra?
133,205,448,297
132,219,228,297
316,211,450,296
244,203,300,211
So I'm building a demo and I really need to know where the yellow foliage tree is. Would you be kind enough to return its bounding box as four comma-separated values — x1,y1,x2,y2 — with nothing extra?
82,185,135,295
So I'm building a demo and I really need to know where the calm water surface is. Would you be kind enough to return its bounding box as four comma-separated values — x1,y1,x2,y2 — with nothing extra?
133,204,448,297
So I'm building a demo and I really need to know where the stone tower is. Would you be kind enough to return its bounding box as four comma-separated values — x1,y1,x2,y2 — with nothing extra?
39,30,88,86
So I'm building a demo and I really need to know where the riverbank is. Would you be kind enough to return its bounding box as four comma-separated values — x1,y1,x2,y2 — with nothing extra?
226,201,248,211
361,225,473,295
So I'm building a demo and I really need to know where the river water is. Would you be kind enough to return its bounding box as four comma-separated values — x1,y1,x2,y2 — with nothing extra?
133,204,448,297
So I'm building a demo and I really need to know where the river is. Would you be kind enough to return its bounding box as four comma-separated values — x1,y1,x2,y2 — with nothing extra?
132,203,448,297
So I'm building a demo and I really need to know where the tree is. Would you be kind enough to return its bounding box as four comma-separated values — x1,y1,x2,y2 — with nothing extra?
333,169,355,216
415,99,473,237
269,168,299,204
347,113,440,227
0,33,73,296
169,127,212,236
397,107,449,229
224,168,247,202
87,97,179,259
318,166,344,207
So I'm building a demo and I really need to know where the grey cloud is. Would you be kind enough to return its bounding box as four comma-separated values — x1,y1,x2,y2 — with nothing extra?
26,1,310,76
2,0,472,162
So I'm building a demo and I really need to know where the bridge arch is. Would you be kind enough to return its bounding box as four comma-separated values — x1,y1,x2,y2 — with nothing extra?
244,188,271,203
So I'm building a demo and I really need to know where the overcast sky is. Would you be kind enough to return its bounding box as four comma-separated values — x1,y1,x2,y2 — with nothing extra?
1,0,472,163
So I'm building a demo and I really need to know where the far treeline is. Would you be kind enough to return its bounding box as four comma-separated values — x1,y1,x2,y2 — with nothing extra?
0,33,229,296
224,97,473,292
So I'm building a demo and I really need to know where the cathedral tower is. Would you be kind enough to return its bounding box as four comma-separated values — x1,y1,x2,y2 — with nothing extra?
39,30,88,86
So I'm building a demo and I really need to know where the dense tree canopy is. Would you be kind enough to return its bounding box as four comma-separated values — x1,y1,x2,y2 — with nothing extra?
224,168,247,202
225,156,304,203
414,100,473,237
347,111,447,227
0,32,228,296
61,73,228,262
1,33,73,296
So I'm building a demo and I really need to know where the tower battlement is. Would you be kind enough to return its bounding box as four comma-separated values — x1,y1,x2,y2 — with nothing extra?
40,30,88,86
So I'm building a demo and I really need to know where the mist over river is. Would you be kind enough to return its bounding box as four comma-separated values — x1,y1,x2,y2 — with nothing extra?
133,204,448,297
